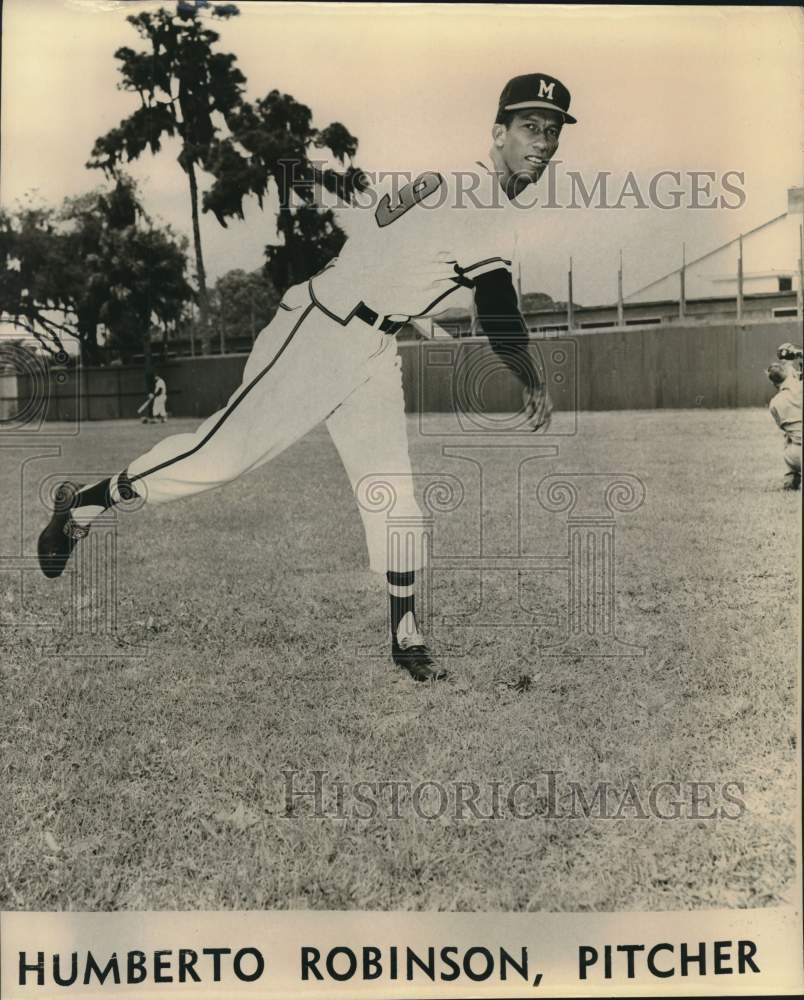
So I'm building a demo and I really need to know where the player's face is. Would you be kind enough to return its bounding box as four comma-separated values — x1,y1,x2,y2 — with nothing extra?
493,109,563,191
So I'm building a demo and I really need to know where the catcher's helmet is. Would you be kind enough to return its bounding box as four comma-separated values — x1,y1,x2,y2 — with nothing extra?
777,342,803,361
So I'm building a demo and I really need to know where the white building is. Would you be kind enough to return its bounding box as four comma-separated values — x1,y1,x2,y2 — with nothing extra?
625,187,804,313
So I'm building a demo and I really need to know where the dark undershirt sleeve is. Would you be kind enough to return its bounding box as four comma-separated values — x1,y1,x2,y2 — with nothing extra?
471,267,542,390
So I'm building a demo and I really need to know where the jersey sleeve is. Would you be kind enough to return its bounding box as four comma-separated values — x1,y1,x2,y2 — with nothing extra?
769,398,784,432
770,389,801,438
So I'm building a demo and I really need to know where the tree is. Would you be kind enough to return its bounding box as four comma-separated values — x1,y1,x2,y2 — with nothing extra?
56,180,142,362
0,181,194,365
521,291,555,312
57,179,194,369
210,268,279,350
96,219,195,370
87,0,245,351
1,198,76,359
202,90,365,292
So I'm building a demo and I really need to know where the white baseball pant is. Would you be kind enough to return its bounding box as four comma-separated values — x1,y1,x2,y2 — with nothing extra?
124,282,426,573
782,441,801,488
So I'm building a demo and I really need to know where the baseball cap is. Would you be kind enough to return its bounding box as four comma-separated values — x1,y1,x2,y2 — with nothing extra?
497,73,577,124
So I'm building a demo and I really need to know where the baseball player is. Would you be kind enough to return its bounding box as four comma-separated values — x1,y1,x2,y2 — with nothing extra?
151,374,168,422
766,361,801,490
138,374,168,423
38,73,571,681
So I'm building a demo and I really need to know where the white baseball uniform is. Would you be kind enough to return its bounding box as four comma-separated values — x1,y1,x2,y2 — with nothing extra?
769,373,802,487
117,164,524,574
151,376,167,420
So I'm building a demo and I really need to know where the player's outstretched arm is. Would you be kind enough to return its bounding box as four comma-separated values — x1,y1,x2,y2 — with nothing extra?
471,266,552,431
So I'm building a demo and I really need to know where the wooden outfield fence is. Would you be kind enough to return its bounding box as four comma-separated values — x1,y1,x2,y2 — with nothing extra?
11,319,800,423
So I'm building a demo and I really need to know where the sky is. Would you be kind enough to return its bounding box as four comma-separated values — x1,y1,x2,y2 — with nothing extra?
1,1,803,307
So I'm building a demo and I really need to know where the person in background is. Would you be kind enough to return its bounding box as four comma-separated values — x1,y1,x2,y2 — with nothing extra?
766,361,801,491
151,374,168,423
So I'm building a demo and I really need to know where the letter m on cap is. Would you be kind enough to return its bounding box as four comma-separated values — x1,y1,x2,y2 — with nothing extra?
538,79,555,100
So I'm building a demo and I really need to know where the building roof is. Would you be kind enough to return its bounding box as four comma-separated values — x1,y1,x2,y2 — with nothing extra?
523,288,795,318
624,212,788,301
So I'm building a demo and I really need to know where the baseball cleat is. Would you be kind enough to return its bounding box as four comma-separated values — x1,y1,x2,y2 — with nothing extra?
37,481,90,579
391,633,447,683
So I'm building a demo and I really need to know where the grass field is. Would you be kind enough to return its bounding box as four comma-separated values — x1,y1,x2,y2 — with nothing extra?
1,408,800,911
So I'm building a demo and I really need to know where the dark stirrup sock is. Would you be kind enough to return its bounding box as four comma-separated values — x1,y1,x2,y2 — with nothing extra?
70,470,140,526
387,569,416,639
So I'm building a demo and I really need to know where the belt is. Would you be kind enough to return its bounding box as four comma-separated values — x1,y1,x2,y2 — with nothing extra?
354,302,404,335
